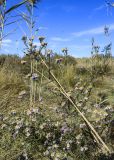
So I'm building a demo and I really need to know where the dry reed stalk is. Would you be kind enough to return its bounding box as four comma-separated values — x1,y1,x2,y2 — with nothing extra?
38,67,43,101
33,60,37,102
30,60,33,107
37,53,111,154
29,3,34,107
34,68,101,145
33,59,35,103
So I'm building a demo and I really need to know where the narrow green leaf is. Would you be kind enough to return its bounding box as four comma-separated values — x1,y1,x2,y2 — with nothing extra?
5,0,27,14
5,19,23,26
26,4,32,15
20,13,31,25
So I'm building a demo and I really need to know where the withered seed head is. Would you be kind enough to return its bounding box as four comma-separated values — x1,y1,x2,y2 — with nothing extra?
62,48,68,53
47,49,52,55
41,42,48,47
39,36,45,43
27,0,39,5
0,0,5,6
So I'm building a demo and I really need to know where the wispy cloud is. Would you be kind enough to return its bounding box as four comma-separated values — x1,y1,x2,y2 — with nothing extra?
39,26,48,30
50,37,71,42
89,4,106,19
72,24,114,37
2,39,12,44
94,5,105,11
1,39,12,47
69,44,91,50
61,5,76,12
48,42,58,49
66,44,92,57
34,42,40,47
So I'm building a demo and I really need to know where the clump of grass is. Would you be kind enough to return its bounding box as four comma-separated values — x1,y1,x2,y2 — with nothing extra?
59,64,76,89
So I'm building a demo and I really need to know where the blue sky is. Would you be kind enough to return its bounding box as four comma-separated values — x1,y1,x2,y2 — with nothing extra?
1,0,114,57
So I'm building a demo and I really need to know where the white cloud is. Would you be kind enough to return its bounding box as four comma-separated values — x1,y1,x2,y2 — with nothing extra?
89,4,105,19
1,39,12,47
72,24,114,37
50,37,70,42
39,27,48,30
69,44,91,50
94,5,105,11
1,43,10,47
34,42,40,47
2,39,12,44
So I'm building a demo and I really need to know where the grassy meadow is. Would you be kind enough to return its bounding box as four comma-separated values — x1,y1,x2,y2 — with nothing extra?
1,0,114,160
0,54,114,160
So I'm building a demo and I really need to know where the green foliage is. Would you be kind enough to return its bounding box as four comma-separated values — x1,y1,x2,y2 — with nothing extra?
5,1,27,14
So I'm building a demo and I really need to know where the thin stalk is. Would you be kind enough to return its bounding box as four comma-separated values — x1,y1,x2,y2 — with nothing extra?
0,0,7,48
30,60,33,107
33,59,37,102
29,3,34,107
34,68,101,146
39,67,43,101
48,53,51,79
38,54,111,154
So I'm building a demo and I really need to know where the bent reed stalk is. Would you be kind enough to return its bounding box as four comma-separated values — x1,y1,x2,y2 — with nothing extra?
36,52,111,154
